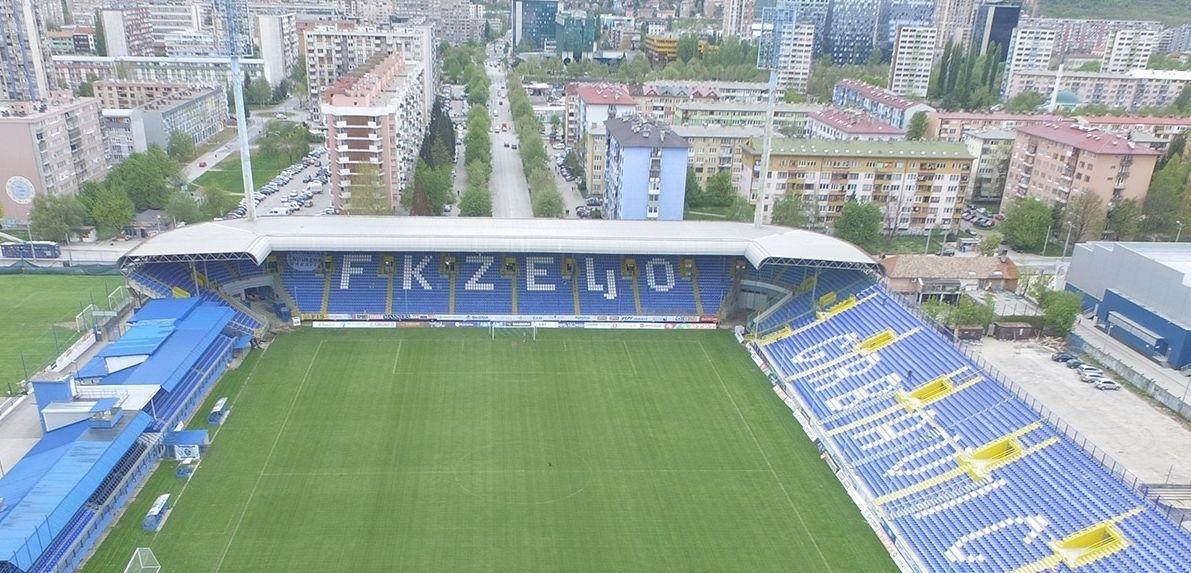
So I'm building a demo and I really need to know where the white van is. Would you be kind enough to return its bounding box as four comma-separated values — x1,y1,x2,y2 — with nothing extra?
267,207,290,216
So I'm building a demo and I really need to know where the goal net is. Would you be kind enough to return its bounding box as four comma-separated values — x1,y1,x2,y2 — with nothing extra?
489,323,537,341
123,548,161,573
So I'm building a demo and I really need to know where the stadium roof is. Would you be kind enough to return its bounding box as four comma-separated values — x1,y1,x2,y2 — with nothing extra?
121,217,878,270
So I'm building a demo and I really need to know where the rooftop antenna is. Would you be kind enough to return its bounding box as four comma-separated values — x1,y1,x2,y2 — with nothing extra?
218,0,257,221
754,0,798,228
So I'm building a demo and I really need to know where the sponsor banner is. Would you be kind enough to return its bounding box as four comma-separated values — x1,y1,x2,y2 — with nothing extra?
313,321,398,329
291,316,302,327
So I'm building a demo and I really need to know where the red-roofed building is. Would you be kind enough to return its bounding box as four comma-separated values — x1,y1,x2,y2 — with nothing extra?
1075,115,1191,152
925,111,1065,142
806,108,906,141
831,79,935,129
563,82,636,147
1002,122,1160,219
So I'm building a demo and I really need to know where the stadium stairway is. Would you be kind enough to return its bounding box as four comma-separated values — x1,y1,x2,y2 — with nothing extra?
688,259,705,315
320,260,333,315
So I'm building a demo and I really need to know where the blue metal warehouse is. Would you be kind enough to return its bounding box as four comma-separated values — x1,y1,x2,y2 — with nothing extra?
1066,242,1191,369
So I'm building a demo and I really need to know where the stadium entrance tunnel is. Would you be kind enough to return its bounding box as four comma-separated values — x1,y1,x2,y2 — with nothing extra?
451,440,593,505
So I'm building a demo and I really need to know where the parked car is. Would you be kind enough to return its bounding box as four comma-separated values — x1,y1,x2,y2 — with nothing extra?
585,196,600,207
1080,370,1109,383
1051,352,1075,362
1065,359,1083,368
198,161,207,167
1094,380,1122,391
1076,364,1103,376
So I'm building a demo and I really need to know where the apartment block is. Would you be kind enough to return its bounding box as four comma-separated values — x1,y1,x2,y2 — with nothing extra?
321,54,428,211
970,0,1020,60
962,128,1014,202
302,25,434,112
827,0,879,65
101,87,228,164
47,26,97,55
925,111,1063,142
1004,69,1191,112
54,55,266,90
1075,116,1191,153
673,101,820,136
100,7,154,57
1101,29,1158,74
1004,28,1057,89
569,83,635,148
634,80,771,121
888,26,936,98
878,0,934,53
933,0,976,47
603,116,689,221
720,0,754,38
807,108,905,141
739,139,973,230
0,0,52,101
775,23,814,94
1001,122,1159,214
1017,17,1163,59
93,80,191,109
832,79,935,129
257,13,299,86
0,97,107,225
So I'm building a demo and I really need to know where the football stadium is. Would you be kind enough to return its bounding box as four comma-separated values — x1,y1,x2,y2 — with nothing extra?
3,217,1190,572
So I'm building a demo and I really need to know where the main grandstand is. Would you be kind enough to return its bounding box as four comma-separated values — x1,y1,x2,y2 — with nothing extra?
6,217,1190,571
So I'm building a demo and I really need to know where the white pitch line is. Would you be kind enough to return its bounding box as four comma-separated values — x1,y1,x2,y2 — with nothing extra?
214,340,324,571
390,340,404,374
621,340,639,376
697,341,835,573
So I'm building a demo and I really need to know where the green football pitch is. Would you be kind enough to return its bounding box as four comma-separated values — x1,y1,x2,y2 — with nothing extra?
86,328,895,572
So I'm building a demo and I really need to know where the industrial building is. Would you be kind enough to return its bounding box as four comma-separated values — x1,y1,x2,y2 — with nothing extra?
1067,242,1191,369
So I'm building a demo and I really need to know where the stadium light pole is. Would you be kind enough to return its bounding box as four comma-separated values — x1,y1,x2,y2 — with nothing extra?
220,0,256,221
753,1,798,228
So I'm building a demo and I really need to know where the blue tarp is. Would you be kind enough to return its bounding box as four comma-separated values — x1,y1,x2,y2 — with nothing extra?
0,413,151,570
131,298,201,322
96,321,174,358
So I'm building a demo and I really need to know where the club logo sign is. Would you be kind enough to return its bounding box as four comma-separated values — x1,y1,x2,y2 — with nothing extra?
287,252,322,272
6,176,35,205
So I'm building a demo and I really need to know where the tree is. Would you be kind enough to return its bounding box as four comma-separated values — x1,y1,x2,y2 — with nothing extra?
905,112,928,140
90,185,135,237
345,162,392,215
165,191,203,224
1041,291,1082,336
770,193,808,228
1061,192,1106,243
257,120,311,163
676,35,699,63
458,185,492,216
244,76,272,105
695,170,734,207
1000,198,1052,251
977,233,1002,256
76,73,99,97
952,294,995,328
834,201,883,252
406,160,452,215
29,194,86,242
202,186,238,219
1104,199,1142,240
105,146,183,210
684,168,702,206
167,131,196,161
532,186,565,217
1005,91,1046,113
1142,156,1190,238
94,10,106,56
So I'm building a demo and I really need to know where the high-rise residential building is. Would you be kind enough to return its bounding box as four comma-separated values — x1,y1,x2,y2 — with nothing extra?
673,101,820,136
739,138,973,230
100,7,155,57
807,108,905,140
1002,122,1159,214
720,0,754,38
257,13,299,86
1101,29,1158,74
1164,24,1191,55
93,80,192,109
827,0,880,65
1016,17,1163,60
0,97,107,225
933,0,977,47
775,23,814,93
832,79,935,129
962,128,1014,202
511,0,558,51
434,0,486,46
213,0,252,55
789,0,829,58
1004,28,1057,90
970,0,1020,60
877,0,934,54
888,25,936,98
1004,69,1191,112
602,116,689,221
568,83,635,148
0,0,52,101
321,53,428,210
302,25,434,112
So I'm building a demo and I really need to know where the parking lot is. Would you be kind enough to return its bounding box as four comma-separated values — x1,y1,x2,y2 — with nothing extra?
224,148,333,219
975,338,1191,485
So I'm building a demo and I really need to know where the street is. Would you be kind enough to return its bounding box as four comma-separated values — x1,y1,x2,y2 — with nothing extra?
485,60,533,218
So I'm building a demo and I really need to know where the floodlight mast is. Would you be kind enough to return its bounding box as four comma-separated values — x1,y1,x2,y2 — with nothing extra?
754,2,798,228
220,0,257,221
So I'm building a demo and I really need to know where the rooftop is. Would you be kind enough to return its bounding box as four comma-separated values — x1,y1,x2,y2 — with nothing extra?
835,79,931,111
120,217,879,271
676,101,822,113
809,108,905,135
963,128,1017,141
605,116,688,148
1082,242,1191,286
748,138,973,159
575,83,634,105
1017,122,1161,156
880,255,1019,280
671,124,764,139
931,111,1064,122
1077,115,1191,127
